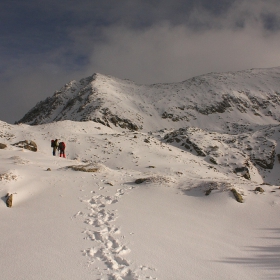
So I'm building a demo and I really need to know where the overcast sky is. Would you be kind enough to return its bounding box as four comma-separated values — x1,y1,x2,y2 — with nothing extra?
1,0,280,123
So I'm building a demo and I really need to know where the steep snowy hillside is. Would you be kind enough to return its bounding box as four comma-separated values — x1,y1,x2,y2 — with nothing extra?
14,67,280,186
17,67,280,132
3,67,280,279
1,120,280,279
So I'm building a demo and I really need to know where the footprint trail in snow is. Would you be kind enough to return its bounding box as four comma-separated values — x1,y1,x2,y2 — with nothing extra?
74,184,157,280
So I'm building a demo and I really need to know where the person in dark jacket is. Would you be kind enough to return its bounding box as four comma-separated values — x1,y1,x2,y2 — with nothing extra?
52,139,59,156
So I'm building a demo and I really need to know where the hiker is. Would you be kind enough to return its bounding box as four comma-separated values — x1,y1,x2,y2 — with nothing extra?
51,139,59,156
58,141,66,158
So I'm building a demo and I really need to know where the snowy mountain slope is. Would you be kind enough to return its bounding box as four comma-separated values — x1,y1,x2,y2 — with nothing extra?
17,67,280,133
6,113,280,185
1,119,280,279
2,66,280,279
13,66,280,189
163,125,280,184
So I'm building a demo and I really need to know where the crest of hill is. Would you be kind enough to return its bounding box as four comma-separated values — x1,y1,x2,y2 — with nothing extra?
17,67,280,132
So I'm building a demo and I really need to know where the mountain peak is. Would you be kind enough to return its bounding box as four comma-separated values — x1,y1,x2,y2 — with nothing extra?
16,67,280,133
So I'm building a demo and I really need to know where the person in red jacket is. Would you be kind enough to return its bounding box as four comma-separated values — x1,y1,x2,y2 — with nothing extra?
58,141,66,158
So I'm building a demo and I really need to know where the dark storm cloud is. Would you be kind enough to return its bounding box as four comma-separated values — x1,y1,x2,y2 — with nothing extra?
261,13,280,31
1,0,278,61
0,0,238,49
1,0,280,123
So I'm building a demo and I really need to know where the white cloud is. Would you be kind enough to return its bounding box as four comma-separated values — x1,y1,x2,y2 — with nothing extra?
87,23,280,84
2,0,280,123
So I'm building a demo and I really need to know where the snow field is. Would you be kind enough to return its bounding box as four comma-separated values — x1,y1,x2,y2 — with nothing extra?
0,120,280,279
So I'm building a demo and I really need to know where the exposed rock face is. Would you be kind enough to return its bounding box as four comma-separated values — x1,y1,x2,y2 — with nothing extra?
6,193,13,208
164,128,206,156
12,67,280,185
12,140,37,152
66,163,107,173
254,187,265,193
15,68,280,132
231,188,243,203
209,157,217,165
195,95,232,115
234,167,251,180
163,125,277,180
16,74,142,130
134,175,174,185
205,188,214,196
0,143,7,149
243,172,251,180
109,116,139,131
135,178,148,184
252,150,275,169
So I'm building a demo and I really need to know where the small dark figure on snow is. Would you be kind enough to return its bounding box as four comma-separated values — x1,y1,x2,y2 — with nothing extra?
51,139,59,156
58,141,66,158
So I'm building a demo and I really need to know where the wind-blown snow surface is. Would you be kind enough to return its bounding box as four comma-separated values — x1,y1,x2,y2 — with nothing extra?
1,120,280,280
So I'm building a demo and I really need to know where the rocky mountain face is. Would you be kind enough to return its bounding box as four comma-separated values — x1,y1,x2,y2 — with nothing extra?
15,67,280,184
17,67,280,131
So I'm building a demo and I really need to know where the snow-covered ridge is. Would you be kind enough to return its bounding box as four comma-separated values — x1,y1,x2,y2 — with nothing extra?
2,67,280,279
11,67,280,186
2,109,280,278
17,67,280,133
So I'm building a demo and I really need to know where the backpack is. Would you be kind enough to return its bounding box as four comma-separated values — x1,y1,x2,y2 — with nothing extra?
59,142,65,150
51,140,55,147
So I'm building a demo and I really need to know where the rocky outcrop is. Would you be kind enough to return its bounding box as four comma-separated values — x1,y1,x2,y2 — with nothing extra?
12,140,37,152
164,128,206,156
15,68,280,132
234,167,251,180
66,163,107,173
254,187,264,193
135,178,148,184
106,111,140,131
231,188,243,203
162,112,189,122
6,193,13,208
251,146,275,170
196,95,232,115
0,143,7,149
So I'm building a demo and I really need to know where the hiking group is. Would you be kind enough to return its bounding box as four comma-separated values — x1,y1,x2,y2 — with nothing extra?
51,139,66,158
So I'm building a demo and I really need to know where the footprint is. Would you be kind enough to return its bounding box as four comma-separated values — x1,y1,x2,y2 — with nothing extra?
79,186,156,278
